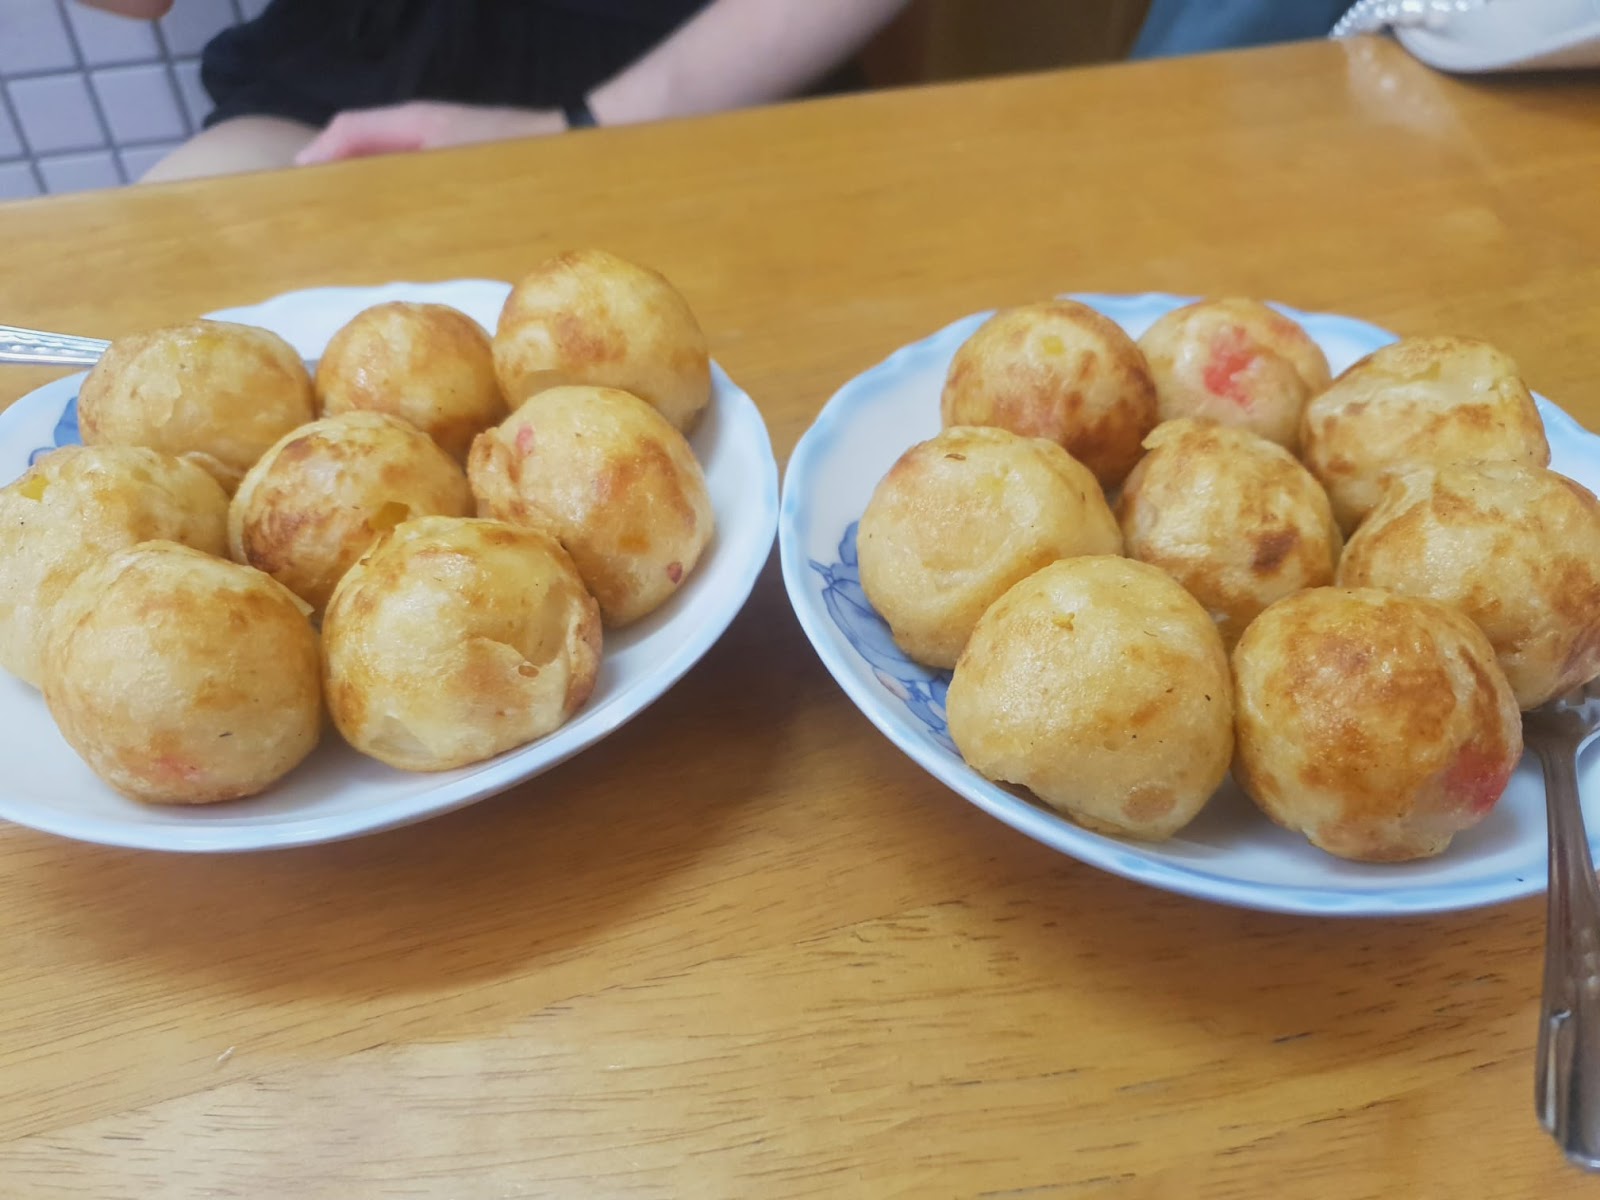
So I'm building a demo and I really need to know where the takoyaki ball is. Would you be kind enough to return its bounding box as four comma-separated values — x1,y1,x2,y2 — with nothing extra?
857,425,1121,669
1136,298,1331,451
0,445,228,688
322,517,602,772
1300,336,1550,532
316,301,505,462
468,386,713,626
1116,419,1341,649
41,541,322,805
78,319,316,492
229,412,473,614
946,556,1233,841
940,300,1159,491
1233,587,1522,862
1338,461,1600,710
493,249,711,431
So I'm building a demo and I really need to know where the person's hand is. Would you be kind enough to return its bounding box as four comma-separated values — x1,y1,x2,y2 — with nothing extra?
295,101,567,165
75,0,175,16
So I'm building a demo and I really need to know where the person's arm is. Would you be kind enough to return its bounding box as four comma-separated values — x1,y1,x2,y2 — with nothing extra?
296,0,908,164
74,0,174,17
589,0,908,123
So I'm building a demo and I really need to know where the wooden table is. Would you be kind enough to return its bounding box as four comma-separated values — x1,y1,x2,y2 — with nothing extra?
0,36,1597,1199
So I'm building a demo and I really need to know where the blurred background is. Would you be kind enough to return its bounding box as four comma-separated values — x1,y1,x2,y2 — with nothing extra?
866,0,1150,87
0,0,1152,199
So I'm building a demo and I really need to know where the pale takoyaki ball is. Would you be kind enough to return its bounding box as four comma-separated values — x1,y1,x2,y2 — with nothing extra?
1136,298,1331,451
857,426,1120,669
0,445,228,688
1233,588,1521,862
41,541,322,805
229,412,473,614
1116,420,1341,649
468,386,713,626
1338,462,1600,710
78,319,316,492
940,300,1158,491
316,301,505,462
322,517,602,772
947,556,1233,841
1300,336,1550,532
493,249,711,432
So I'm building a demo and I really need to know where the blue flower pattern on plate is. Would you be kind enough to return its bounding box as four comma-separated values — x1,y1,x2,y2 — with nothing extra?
27,395,79,466
810,521,957,754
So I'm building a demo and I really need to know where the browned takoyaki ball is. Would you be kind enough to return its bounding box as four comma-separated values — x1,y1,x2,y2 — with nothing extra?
494,249,711,432
468,385,713,626
1338,461,1600,710
858,425,1121,669
0,445,228,688
1117,419,1341,648
322,517,602,772
1300,336,1549,532
1233,587,1522,862
1137,298,1331,451
947,556,1233,841
316,301,506,462
41,541,322,805
940,300,1159,490
78,319,316,492
229,411,473,615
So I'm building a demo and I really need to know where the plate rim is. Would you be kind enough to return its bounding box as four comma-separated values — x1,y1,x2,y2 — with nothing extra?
0,279,779,853
779,290,1597,917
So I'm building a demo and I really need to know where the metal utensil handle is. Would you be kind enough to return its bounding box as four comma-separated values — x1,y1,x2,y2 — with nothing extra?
0,325,109,368
1537,734,1600,1170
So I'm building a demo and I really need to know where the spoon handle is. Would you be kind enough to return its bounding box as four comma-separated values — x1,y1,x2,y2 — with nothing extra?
1536,733,1600,1170
0,325,109,368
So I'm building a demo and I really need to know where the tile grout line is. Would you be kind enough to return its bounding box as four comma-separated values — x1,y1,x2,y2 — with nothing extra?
0,59,165,81
149,19,199,151
0,80,48,197
51,0,128,185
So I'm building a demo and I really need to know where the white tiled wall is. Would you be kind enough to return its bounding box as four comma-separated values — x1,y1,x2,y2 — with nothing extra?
0,0,251,198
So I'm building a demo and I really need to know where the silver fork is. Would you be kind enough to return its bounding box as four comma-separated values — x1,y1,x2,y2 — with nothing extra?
1527,675,1600,1169
0,325,109,367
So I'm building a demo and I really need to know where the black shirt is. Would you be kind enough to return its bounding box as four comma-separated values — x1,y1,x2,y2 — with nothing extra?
201,0,712,128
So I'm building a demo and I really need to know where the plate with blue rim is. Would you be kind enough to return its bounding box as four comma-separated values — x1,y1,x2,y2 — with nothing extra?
778,292,1600,916
0,279,778,852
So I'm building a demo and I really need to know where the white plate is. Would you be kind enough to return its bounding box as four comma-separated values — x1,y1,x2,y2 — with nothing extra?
0,279,778,852
780,292,1600,916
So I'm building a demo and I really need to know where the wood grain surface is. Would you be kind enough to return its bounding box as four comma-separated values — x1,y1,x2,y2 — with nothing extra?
0,36,1597,1199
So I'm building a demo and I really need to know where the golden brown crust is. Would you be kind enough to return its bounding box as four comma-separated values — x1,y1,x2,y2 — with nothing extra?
1232,587,1522,861
493,249,711,432
77,319,315,492
857,426,1121,668
467,386,713,626
940,301,1158,490
1136,298,1330,451
1337,461,1600,708
228,411,473,614
946,556,1233,840
315,301,505,462
1299,336,1550,532
40,541,322,804
322,516,602,771
1116,419,1341,648
0,445,228,688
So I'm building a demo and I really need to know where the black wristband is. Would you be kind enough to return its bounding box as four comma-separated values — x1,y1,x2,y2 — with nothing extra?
562,96,599,130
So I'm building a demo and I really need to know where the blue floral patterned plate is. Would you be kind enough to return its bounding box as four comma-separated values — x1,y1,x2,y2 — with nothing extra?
779,293,1600,916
